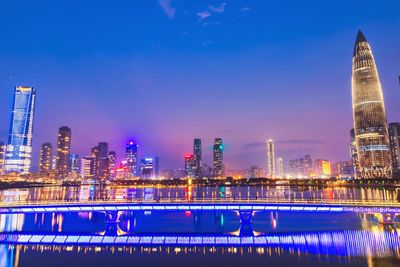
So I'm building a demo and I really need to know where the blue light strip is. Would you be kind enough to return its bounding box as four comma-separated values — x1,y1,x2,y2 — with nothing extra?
0,203,399,214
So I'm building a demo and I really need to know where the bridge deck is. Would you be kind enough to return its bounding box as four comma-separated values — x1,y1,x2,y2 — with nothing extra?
0,199,399,214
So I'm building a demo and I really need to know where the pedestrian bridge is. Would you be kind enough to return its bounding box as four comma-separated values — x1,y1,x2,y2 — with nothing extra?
0,198,399,223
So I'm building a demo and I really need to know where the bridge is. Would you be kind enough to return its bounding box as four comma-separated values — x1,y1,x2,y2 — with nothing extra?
0,198,399,224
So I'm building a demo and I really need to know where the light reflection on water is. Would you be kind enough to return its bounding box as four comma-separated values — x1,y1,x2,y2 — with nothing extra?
0,186,399,266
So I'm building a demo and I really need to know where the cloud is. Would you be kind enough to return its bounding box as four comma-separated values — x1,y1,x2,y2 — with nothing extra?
240,7,251,12
159,0,176,19
197,11,211,20
209,3,226,13
243,142,264,150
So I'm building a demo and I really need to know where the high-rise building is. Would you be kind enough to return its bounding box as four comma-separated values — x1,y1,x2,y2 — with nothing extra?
213,138,224,177
97,142,109,179
0,141,5,174
154,156,160,179
351,31,391,178
314,159,332,177
81,156,95,179
69,154,80,174
91,145,100,178
126,141,138,176
108,151,116,178
4,86,36,174
184,154,195,177
266,139,275,178
388,123,400,177
193,138,202,179
39,142,52,174
350,128,359,178
56,126,71,179
276,157,284,178
140,158,154,179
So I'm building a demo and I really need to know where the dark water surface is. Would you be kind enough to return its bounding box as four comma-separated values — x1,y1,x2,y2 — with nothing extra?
0,185,399,267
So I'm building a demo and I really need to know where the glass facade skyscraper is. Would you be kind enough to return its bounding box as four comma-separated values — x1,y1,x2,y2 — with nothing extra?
126,141,138,176
4,86,36,174
351,31,391,178
213,138,223,177
56,126,71,179
39,142,53,174
193,138,202,178
266,139,275,178
388,123,400,177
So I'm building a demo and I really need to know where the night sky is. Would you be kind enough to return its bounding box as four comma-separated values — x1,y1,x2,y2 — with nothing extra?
0,0,399,171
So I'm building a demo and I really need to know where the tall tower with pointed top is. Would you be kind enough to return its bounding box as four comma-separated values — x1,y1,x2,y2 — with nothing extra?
351,30,391,178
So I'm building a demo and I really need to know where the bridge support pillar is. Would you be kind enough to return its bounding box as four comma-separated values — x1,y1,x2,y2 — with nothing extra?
378,213,397,225
239,211,254,236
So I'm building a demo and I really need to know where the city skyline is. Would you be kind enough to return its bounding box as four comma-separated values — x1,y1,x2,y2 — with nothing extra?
0,1,399,171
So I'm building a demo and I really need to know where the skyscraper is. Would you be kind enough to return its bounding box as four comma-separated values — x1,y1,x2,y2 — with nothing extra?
184,154,195,178
56,126,71,179
39,142,52,174
0,141,5,174
266,139,275,178
97,142,109,179
108,151,116,178
81,156,95,179
69,154,80,174
4,86,36,174
276,157,284,178
140,158,154,179
213,138,224,177
351,31,391,179
193,138,202,179
350,128,359,178
126,141,138,176
389,123,400,177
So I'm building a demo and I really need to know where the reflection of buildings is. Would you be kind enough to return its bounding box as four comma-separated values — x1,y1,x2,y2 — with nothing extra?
351,31,391,178
4,86,36,174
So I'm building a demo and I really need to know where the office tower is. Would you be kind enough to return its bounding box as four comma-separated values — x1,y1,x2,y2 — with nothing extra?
108,151,116,178
351,31,391,178
56,126,71,179
193,138,202,178
39,142,52,174
389,123,400,177
350,128,359,178
154,156,160,179
276,157,284,178
266,139,275,178
250,166,263,178
81,156,95,179
4,86,36,174
69,154,80,174
91,145,100,178
314,159,332,177
303,154,312,176
184,154,195,177
0,141,5,174
213,138,224,177
140,158,154,179
97,142,109,179
126,141,138,175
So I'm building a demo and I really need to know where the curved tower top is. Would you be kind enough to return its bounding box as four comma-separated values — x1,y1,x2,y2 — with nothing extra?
351,30,391,178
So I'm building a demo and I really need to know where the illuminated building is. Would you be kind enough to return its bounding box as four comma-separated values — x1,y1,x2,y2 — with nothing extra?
154,156,160,178
96,142,110,179
334,160,354,178
80,156,95,179
250,166,263,178
314,159,332,177
193,138,202,179
266,139,275,178
108,151,116,178
39,142,52,174
351,30,391,178
125,141,138,175
213,138,224,177
4,86,36,174
91,145,100,177
184,154,195,177
350,128,359,177
68,154,80,175
140,158,155,179
0,141,5,174
388,123,400,177
56,126,71,179
276,157,284,177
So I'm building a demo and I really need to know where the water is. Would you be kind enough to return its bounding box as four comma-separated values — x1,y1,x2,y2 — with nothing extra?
0,185,399,267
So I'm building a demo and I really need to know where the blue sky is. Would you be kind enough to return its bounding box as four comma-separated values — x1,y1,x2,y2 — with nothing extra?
0,0,399,170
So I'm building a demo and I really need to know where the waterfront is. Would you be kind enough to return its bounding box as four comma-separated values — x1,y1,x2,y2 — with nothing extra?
0,186,399,266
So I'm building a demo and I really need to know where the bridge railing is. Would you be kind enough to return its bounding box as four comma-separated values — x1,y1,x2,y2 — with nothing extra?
0,197,399,208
